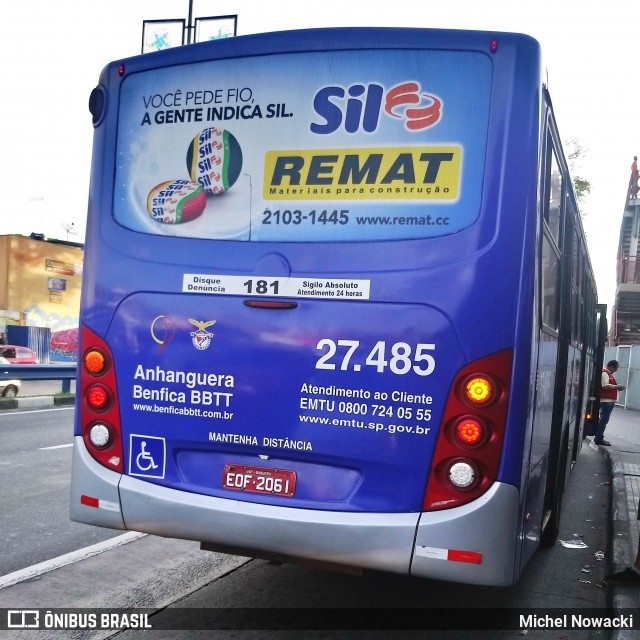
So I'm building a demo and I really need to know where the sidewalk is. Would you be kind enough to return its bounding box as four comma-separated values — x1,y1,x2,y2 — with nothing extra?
595,406,640,639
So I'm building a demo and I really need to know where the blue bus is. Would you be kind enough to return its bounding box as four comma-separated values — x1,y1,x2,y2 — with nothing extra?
71,27,599,586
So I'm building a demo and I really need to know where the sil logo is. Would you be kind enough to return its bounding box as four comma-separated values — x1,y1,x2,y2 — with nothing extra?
189,318,216,351
310,81,442,135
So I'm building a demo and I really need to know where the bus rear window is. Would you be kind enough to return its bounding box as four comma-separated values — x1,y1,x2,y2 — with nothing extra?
114,49,492,242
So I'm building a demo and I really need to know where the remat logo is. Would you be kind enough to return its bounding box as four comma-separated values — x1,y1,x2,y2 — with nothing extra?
311,82,442,135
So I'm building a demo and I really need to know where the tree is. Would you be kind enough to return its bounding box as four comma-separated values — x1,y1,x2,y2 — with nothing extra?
573,177,591,204
565,138,591,207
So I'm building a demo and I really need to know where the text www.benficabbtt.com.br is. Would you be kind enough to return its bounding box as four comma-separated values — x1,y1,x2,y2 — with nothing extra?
133,403,233,419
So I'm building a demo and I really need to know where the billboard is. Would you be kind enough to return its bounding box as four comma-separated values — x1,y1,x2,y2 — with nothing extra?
141,20,185,54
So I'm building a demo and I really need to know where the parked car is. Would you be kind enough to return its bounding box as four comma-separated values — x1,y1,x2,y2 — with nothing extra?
0,345,38,364
0,355,21,398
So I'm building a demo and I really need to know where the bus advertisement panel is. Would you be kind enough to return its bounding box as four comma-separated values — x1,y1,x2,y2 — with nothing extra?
71,28,598,587
114,49,490,241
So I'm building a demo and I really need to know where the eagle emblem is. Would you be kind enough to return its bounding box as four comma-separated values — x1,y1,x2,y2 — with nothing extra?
189,318,216,351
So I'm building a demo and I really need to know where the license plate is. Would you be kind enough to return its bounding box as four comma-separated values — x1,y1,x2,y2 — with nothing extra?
223,464,296,497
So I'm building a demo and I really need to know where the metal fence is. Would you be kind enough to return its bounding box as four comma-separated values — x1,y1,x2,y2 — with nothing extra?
0,364,76,393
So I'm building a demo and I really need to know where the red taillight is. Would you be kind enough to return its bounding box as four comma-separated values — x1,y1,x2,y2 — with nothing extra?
87,384,109,411
80,326,123,472
453,417,485,447
243,300,298,309
423,349,512,511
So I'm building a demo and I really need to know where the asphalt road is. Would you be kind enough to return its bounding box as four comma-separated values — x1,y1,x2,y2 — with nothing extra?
0,406,118,575
0,407,613,639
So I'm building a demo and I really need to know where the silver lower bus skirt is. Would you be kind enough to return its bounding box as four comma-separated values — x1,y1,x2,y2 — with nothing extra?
70,437,519,586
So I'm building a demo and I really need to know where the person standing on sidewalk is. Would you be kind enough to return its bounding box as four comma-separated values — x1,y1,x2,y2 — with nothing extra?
594,360,625,446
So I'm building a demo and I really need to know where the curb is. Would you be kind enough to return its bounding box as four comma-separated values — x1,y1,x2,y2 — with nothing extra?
610,459,632,568
0,395,76,410
603,448,639,640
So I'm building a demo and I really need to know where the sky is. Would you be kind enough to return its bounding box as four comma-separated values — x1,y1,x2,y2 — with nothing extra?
1,0,634,312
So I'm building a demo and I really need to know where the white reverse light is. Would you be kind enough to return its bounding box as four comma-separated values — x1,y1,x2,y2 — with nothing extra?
89,423,110,448
448,461,477,489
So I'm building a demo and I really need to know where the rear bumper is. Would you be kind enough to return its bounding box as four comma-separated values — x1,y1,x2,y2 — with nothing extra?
412,482,520,585
70,437,417,573
70,437,519,584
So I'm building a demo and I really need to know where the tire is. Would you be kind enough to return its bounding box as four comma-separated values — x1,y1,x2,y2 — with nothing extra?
2,385,18,399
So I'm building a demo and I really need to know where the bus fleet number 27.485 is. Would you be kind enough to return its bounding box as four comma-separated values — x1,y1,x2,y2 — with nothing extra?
315,339,436,376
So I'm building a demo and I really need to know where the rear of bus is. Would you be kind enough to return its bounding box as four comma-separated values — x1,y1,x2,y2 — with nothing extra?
71,28,542,586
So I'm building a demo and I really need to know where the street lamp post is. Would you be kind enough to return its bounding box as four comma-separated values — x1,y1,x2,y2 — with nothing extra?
186,0,194,45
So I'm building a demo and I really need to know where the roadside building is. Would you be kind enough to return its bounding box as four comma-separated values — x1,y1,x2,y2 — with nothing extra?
0,234,83,361
613,160,640,344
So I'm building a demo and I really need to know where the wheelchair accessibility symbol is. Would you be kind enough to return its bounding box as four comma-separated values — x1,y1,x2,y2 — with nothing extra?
129,434,166,478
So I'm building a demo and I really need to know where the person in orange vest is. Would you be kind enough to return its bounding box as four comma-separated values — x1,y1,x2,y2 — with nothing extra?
594,360,625,446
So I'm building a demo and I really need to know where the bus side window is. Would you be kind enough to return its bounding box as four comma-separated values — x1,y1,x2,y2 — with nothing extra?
541,234,560,331
541,132,564,333
546,146,563,246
